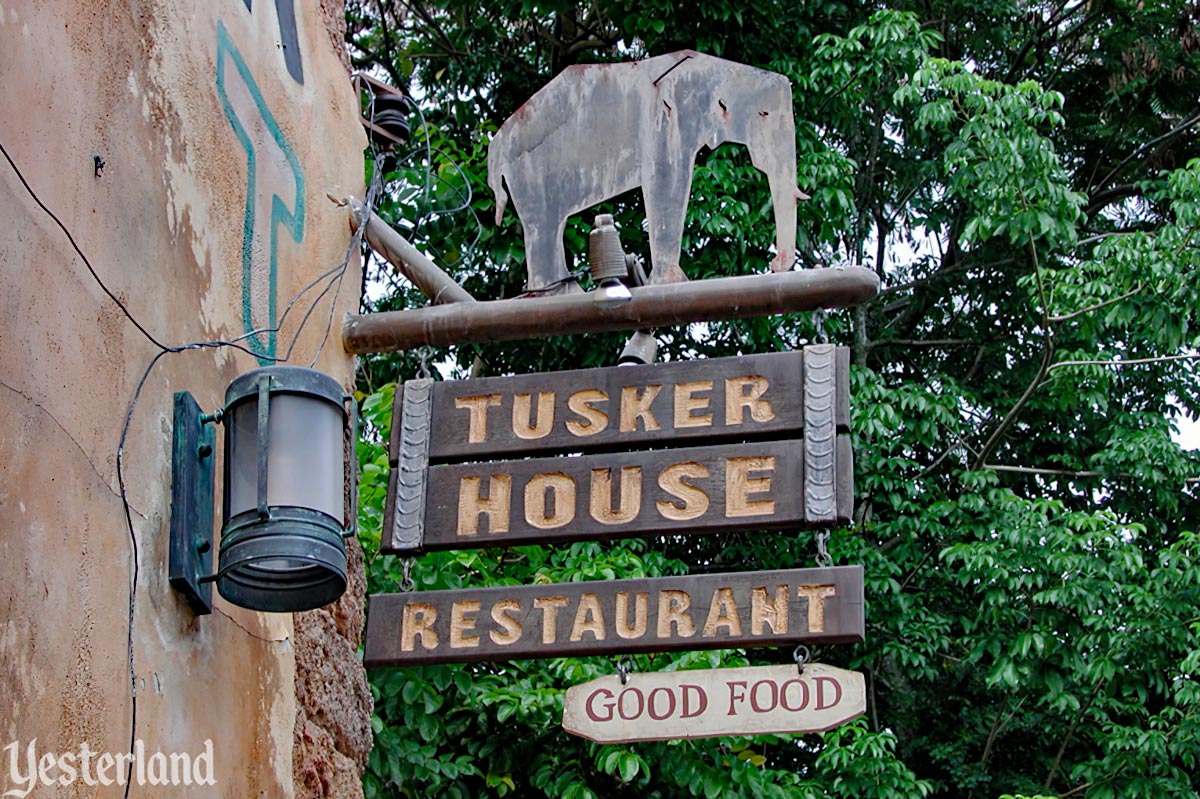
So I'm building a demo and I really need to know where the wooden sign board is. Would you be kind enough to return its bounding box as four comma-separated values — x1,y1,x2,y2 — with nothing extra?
419,439,842,550
562,663,866,743
363,566,863,667
383,348,852,553
413,350,841,460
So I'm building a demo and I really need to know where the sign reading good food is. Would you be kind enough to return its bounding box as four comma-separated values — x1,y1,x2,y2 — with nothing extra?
383,348,852,553
561,663,866,742
363,566,864,666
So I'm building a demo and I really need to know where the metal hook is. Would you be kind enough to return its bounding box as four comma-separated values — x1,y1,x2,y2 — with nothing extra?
815,530,833,568
617,656,634,686
813,308,828,344
416,347,433,380
400,558,416,593
793,644,810,676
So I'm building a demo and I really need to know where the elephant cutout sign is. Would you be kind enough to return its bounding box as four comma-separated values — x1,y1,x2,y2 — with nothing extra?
488,51,802,293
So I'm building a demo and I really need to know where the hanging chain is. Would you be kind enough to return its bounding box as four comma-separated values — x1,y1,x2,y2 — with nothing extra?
616,656,634,685
813,308,829,344
793,644,811,675
416,346,434,380
400,558,416,592
815,530,833,568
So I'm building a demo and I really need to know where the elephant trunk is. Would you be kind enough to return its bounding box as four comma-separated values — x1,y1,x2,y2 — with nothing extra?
748,116,799,273
487,131,509,224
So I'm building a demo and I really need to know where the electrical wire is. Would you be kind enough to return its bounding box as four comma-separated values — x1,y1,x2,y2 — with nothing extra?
1,127,379,798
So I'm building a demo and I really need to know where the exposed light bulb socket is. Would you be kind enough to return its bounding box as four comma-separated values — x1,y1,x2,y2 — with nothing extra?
588,214,629,284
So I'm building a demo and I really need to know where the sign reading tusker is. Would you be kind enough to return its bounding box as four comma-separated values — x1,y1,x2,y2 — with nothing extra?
383,348,852,553
363,566,864,666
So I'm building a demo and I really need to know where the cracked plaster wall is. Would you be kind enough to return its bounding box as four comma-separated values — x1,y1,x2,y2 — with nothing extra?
0,1,369,796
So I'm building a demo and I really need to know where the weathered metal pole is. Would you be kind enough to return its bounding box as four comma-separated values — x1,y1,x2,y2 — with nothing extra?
342,266,878,354
342,196,475,305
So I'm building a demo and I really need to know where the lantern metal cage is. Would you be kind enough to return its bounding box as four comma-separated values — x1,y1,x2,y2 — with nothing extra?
169,366,356,615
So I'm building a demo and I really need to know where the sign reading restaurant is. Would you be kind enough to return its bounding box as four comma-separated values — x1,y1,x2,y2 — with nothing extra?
363,567,864,666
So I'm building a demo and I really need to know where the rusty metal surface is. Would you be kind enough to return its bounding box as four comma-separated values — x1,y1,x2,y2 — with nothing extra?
343,266,878,354
488,51,801,291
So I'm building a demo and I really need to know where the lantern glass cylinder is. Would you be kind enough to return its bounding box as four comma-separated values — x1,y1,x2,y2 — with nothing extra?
218,366,350,612
228,395,344,523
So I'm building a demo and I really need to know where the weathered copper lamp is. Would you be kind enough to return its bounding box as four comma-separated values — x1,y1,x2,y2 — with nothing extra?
169,366,355,615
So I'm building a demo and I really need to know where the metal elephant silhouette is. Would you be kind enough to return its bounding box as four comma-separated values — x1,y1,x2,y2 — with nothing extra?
488,51,803,293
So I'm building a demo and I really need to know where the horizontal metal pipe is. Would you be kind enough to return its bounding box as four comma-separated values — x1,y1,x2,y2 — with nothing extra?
344,197,475,305
343,266,878,354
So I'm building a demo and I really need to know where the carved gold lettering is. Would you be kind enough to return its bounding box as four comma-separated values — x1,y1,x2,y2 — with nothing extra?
533,596,569,644
590,466,642,525
656,590,695,638
725,456,776,518
725,376,775,425
656,462,710,521
702,587,743,637
615,591,648,639
619,385,662,432
490,599,522,645
449,600,481,648
512,392,555,440
566,389,609,437
524,473,576,529
457,475,512,536
674,380,713,428
797,584,837,633
400,603,438,651
455,395,501,443
569,593,606,641
751,586,789,635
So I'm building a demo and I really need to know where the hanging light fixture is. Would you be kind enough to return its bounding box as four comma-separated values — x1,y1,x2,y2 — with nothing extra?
170,366,356,615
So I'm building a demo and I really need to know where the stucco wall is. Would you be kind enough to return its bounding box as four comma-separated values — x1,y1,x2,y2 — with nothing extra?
0,1,368,796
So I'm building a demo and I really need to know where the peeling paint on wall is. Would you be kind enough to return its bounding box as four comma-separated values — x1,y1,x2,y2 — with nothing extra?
216,20,306,364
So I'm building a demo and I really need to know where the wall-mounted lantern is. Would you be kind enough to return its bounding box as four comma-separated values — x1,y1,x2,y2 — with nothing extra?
169,366,356,615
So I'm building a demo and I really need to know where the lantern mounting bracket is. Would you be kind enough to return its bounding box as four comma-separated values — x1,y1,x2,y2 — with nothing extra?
169,391,217,616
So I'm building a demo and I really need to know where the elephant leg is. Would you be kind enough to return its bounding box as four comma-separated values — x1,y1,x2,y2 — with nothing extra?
642,159,693,285
522,214,578,294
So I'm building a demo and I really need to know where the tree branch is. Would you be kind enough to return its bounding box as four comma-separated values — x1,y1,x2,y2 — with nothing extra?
1043,680,1106,792
867,338,980,348
974,241,1054,469
984,464,1110,478
1047,285,1144,323
1084,183,1143,217
1092,109,1200,193
1047,352,1200,372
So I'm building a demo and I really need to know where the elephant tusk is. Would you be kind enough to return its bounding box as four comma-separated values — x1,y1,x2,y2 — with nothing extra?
795,188,811,202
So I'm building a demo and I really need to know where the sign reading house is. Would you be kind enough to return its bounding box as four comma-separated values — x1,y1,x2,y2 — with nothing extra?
363,566,864,667
382,348,852,553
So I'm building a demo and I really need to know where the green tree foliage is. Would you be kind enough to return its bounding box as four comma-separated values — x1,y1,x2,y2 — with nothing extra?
347,1,1200,797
